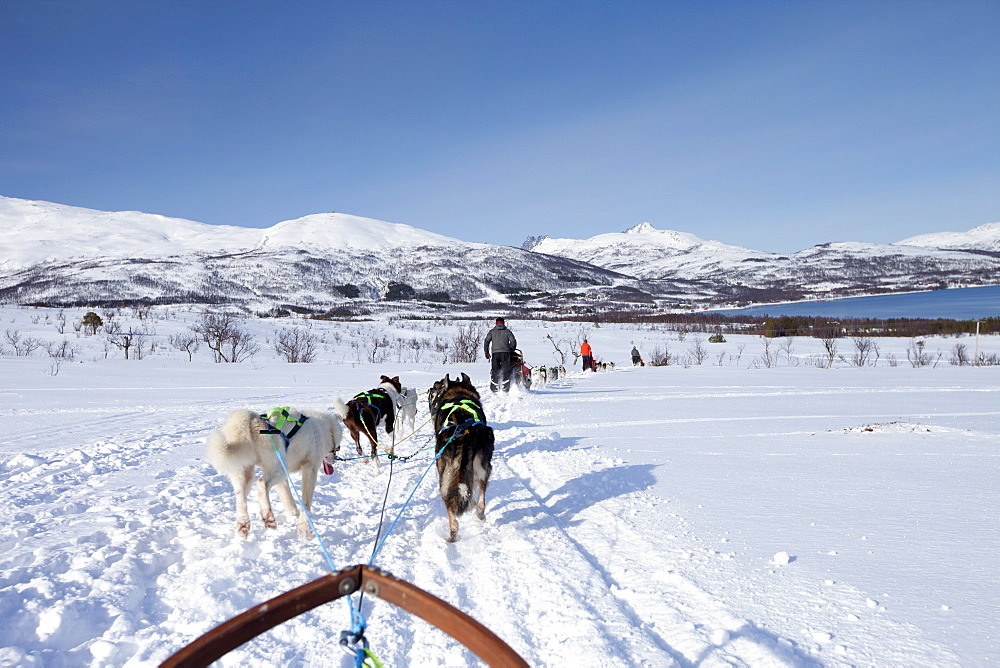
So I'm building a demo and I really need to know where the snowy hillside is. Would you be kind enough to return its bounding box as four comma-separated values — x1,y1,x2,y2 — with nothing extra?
0,196,634,309
2,195,998,311
529,222,1000,303
2,305,998,665
530,222,777,278
896,221,1000,252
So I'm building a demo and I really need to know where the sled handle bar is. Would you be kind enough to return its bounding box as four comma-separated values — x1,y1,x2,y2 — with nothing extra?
159,564,528,668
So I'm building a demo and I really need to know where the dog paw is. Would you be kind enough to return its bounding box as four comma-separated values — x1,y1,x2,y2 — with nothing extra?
297,525,313,541
262,512,277,529
237,520,251,538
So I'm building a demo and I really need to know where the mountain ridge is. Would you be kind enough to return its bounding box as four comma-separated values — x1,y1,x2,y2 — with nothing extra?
2,195,998,312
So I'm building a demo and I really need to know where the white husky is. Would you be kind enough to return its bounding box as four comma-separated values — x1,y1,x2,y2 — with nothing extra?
205,408,343,539
395,386,418,435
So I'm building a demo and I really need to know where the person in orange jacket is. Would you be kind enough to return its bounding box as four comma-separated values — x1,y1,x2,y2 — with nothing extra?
581,339,594,372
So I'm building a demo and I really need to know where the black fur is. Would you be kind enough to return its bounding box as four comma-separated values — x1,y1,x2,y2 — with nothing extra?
428,373,495,542
337,375,401,472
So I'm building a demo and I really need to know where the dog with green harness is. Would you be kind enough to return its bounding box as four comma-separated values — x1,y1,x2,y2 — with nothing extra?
427,373,495,542
333,375,402,475
205,407,344,539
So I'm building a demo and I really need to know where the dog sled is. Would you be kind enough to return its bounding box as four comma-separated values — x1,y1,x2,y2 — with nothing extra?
160,564,527,667
510,349,532,389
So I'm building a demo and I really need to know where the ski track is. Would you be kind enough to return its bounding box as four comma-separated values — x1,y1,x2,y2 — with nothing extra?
1,371,967,666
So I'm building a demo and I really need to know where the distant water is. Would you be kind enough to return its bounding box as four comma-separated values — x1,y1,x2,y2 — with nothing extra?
713,285,1000,320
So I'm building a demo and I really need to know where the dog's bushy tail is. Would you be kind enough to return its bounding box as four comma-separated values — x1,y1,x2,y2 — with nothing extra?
332,397,348,419
205,424,256,478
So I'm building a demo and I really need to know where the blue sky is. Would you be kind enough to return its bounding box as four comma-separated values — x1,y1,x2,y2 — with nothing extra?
1,1,997,253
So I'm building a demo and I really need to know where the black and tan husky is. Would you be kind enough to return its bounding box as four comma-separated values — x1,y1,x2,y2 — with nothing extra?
428,373,495,542
333,375,402,474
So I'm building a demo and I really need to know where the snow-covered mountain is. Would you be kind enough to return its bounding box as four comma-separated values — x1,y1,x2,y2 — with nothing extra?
0,196,641,310
896,222,1000,252
2,195,997,311
530,221,1000,304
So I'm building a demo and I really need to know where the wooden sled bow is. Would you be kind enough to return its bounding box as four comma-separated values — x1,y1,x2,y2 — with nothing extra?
160,564,528,668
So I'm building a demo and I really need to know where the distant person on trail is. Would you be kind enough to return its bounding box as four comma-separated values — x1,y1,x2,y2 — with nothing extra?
581,339,594,372
484,317,517,393
631,346,642,366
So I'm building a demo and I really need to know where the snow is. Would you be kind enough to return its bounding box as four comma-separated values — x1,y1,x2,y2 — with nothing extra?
0,196,469,272
2,305,999,666
897,222,1000,252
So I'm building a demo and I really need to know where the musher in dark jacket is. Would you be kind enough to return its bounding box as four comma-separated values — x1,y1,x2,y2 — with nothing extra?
483,317,517,393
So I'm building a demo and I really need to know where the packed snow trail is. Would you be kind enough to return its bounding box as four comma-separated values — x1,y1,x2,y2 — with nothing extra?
2,356,986,665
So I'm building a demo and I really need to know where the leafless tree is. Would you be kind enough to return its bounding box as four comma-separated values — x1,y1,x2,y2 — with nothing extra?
275,327,318,363
546,334,569,365
367,334,390,364
4,330,41,356
756,337,775,368
820,334,838,369
54,310,67,334
779,337,796,365
688,338,708,365
906,340,931,368
106,322,153,360
192,312,259,363
44,339,81,361
169,333,200,361
851,337,874,367
449,322,485,363
949,343,970,366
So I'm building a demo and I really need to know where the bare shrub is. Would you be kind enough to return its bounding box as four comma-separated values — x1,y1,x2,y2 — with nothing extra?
648,344,673,366
949,343,970,366
546,334,569,365
192,312,259,363
44,339,80,361
4,330,41,356
169,333,200,361
106,322,155,360
449,322,485,363
688,338,708,365
851,337,874,367
820,335,838,369
756,337,775,368
275,327,318,363
778,337,796,365
906,340,931,368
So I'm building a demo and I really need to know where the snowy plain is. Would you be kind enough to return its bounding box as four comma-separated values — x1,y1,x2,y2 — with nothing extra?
1,305,998,666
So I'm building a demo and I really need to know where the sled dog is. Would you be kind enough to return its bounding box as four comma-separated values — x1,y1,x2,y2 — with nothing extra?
333,375,402,474
428,373,494,542
205,408,343,539
395,386,418,436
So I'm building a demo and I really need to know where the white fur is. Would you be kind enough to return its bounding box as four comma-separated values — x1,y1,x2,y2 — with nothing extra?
205,408,343,539
395,386,418,435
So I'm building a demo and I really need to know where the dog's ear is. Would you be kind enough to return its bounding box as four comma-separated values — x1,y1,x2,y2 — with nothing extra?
380,375,390,383
461,372,471,385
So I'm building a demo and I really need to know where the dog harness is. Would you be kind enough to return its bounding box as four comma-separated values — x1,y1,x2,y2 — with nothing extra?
436,399,485,435
352,389,392,421
259,407,309,449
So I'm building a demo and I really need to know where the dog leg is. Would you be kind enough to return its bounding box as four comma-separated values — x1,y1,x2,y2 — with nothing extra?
475,480,488,521
295,466,318,540
234,466,254,538
446,509,459,543
257,477,277,529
